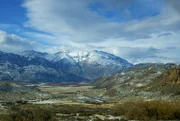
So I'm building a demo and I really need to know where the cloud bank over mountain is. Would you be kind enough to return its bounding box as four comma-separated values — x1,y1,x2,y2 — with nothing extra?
0,0,179,64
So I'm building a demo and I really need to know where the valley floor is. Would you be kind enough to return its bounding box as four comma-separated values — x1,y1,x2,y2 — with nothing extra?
0,82,180,121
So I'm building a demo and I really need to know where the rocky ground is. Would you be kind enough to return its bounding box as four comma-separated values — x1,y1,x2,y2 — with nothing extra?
92,63,180,101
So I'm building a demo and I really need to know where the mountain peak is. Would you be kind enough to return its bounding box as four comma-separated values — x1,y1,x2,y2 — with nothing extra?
68,50,132,67
20,50,48,59
0,50,4,54
22,50,47,54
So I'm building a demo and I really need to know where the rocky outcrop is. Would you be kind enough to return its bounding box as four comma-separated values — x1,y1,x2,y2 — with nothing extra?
164,67,180,84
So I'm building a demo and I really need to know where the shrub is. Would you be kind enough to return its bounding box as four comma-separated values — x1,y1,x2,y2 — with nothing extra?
0,114,12,121
9,105,57,121
112,100,180,120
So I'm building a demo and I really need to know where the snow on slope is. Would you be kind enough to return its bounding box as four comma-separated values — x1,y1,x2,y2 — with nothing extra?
17,49,133,80
20,50,132,67
69,50,132,67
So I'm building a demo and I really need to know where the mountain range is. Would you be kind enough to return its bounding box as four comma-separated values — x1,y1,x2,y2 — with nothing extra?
0,50,132,82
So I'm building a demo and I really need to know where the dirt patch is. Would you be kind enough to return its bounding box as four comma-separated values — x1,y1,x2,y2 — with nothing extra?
38,86,93,94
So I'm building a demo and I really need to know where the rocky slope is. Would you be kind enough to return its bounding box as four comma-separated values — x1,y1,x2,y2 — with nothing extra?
0,50,132,82
92,63,180,99
0,81,49,102
140,67,180,96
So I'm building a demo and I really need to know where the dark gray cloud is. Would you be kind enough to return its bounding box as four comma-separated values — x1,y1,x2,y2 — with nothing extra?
166,0,180,14
157,32,173,37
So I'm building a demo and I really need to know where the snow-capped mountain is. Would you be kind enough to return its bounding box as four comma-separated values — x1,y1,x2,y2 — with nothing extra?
21,50,132,67
0,51,85,82
0,50,133,82
69,50,132,67
67,50,133,79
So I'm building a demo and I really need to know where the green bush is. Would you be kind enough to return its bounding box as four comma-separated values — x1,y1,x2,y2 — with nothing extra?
0,114,13,121
9,105,57,121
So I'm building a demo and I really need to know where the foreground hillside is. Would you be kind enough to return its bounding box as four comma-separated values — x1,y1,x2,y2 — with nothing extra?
92,63,180,100
0,81,50,102
140,67,180,96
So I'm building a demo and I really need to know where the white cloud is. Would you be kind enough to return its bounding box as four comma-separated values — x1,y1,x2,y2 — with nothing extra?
0,30,179,64
104,47,180,64
22,0,180,43
0,30,37,52
0,0,176,64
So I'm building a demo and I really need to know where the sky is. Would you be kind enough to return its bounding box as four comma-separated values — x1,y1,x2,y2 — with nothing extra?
0,0,180,64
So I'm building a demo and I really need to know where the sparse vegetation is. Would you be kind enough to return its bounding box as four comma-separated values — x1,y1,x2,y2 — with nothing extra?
1,100,180,121
0,105,56,121
112,100,180,120
0,104,114,121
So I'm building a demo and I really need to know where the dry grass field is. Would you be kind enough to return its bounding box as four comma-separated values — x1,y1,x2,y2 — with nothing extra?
38,85,94,94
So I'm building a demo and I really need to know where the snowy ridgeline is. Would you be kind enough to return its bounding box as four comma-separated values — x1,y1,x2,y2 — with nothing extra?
20,50,132,67
0,50,132,82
